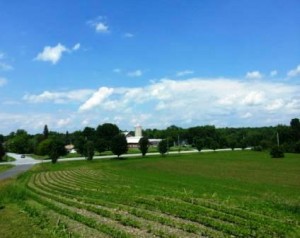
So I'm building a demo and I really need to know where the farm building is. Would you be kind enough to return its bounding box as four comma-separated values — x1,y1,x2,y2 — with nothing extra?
125,126,161,148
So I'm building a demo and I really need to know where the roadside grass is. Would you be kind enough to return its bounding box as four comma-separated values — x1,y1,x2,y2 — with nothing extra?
0,155,16,163
1,151,299,237
0,165,14,173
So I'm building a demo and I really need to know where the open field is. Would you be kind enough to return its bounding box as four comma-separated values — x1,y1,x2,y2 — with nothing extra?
1,151,300,237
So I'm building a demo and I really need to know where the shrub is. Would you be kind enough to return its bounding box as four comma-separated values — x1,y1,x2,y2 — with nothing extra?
252,146,263,151
270,146,284,158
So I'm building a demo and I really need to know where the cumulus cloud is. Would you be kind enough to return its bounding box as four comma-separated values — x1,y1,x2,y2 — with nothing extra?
287,64,300,77
176,70,194,77
35,43,80,64
79,87,114,111
245,71,263,79
127,70,143,77
76,77,299,128
23,89,94,103
88,17,109,33
35,43,68,64
0,77,7,87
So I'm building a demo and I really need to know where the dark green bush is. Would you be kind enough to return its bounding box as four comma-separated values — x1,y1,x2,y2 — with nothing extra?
270,146,284,158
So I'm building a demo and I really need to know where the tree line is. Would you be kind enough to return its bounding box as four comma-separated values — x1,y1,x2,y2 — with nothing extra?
1,118,300,162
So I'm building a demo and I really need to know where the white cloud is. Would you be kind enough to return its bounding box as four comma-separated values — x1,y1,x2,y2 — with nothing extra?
35,43,68,64
0,52,4,59
73,43,80,51
287,64,300,77
127,70,143,77
88,17,109,33
176,70,194,77
57,118,71,127
0,77,7,87
266,99,284,111
79,87,114,112
0,62,13,71
76,77,299,129
23,89,94,103
123,33,134,38
241,112,252,119
245,71,263,79
270,70,278,77
241,91,265,106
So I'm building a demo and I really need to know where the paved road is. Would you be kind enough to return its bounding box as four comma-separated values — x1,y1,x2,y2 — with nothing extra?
0,153,41,180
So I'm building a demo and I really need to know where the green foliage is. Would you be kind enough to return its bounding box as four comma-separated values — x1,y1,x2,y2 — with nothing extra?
85,141,94,160
73,136,86,155
35,138,52,156
96,123,120,150
158,139,168,155
95,138,107,154
295,141,300,153
0,142,5,160
138,137,149,156
111,134,128,158
5,130,32,154
194,138,204,152
43,124,49,139
49,139,67,164
252,145,263,151
270,146,284,158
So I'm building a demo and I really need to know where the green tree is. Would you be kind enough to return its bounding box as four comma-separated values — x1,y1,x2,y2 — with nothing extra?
158,140,168,156
73,136,86,155
0,143,5,161
43,125,49,139
111,134,128,158
5,130,32,154
270,146,284,158
95,138,107,154
194,138,204,152
96,123,120,150
85,141,94,160
139,137,149,156
36,138,52,155
49,139,67,164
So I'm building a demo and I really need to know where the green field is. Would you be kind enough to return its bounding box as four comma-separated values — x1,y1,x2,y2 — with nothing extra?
1,151,300,237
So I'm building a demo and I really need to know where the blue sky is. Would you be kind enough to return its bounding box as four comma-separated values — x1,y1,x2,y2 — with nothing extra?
0,0,300,134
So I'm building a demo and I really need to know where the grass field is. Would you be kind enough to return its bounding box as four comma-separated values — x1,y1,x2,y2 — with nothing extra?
0,164,14,173
1,151,300,237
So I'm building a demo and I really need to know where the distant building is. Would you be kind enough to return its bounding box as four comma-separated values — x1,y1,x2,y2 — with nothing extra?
125,126,161,148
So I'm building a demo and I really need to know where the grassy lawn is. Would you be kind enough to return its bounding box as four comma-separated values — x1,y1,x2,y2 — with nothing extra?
0,165,14,173
1,151,299,237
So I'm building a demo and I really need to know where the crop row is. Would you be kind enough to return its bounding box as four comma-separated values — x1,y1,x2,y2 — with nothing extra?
28,173,222,237
27,169,294,237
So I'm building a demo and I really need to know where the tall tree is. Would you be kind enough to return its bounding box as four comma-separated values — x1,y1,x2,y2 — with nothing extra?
139,137,149,156
85,141,95,160
49,139,67,164
43,125,49,139
158,140,168,156
0,142,5,161
111,134,128,158
96,123,120,150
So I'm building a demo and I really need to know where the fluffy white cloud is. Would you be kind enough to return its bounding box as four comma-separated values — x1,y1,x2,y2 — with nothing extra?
0,77,7,87
23,89,94,103
76,77,299,128
127,70,143,77
176,70,194,77
35,43,68,64
79,87,114,111
245,71,263,79
287,64,300,77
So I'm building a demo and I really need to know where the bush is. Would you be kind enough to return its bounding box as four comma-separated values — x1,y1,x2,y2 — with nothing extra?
252,145,263,151
270,146,284,158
